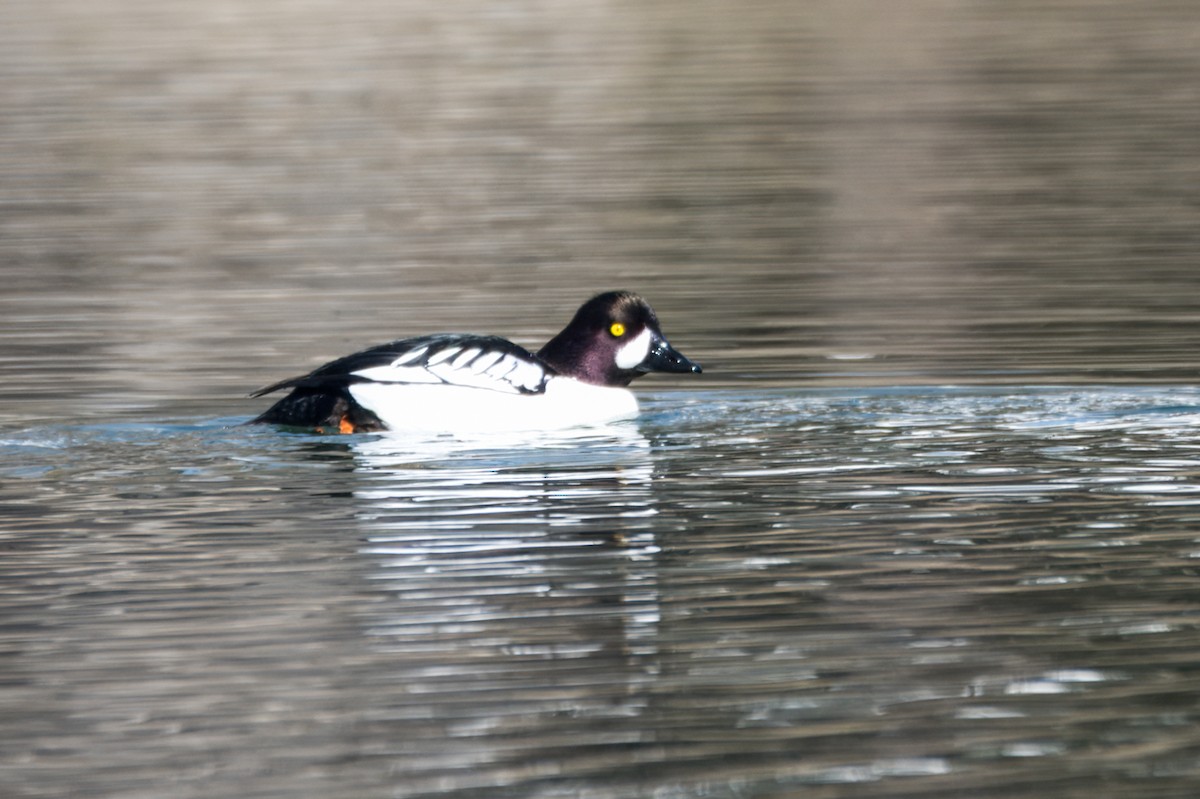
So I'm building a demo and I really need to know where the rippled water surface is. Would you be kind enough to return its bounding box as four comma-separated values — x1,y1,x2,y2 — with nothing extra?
4,0,1200,797
6,389,1200,798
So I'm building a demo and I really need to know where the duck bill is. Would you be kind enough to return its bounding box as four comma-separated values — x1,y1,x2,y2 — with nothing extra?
636,337,702,375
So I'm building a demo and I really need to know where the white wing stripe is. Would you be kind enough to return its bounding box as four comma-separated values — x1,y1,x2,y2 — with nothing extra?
425,347,461,366
487,355,520,378
351,344,549,395
469,351,505,373
452,348,481,368
391,346,429,366
352,364,443,384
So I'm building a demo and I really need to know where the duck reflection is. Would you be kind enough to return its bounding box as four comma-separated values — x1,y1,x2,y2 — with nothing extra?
345,425,665,733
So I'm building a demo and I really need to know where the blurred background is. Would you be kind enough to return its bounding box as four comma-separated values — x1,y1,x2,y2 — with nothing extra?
1,0,1198,421
6,5,1200,798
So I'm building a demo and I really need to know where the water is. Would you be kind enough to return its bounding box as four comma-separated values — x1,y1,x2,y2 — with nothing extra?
4,0,1200,797
6,389,1200,798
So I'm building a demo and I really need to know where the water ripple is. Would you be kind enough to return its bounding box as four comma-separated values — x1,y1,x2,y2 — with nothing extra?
5,387,1200,798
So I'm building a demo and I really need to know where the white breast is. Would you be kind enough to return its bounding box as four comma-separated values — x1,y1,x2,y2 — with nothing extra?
348,377,639,434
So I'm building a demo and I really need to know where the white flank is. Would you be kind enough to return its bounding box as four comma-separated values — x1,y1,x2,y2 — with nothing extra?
615,328,653,370
348,378,639,433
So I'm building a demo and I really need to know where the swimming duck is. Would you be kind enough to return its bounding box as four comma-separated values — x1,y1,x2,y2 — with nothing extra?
250,291,701,433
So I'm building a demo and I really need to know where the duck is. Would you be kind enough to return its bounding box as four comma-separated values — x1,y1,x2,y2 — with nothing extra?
249,291,702,433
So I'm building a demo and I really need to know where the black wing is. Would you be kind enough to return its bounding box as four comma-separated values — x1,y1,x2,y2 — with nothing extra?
251,334,556,397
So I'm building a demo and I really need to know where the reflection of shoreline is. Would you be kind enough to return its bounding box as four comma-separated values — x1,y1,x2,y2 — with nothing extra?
347,425,664,733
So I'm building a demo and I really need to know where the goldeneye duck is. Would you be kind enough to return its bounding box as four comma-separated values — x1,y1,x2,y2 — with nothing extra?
250,291,701,433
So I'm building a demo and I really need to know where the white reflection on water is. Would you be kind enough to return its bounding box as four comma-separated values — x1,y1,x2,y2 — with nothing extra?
346,426,666,736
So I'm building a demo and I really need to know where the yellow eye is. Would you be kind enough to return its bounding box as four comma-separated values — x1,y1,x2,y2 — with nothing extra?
609,322,626,337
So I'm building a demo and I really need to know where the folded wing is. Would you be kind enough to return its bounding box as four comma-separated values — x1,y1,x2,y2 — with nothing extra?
252,334,554,397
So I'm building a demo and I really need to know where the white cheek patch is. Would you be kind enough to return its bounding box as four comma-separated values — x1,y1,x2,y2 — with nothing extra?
615,328,653,369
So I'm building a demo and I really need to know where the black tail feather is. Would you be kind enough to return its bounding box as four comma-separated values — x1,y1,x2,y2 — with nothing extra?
249,375,306,398
249,388,385,432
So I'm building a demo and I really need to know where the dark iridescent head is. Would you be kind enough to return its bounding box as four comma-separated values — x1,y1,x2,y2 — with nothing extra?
537,291,702,386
